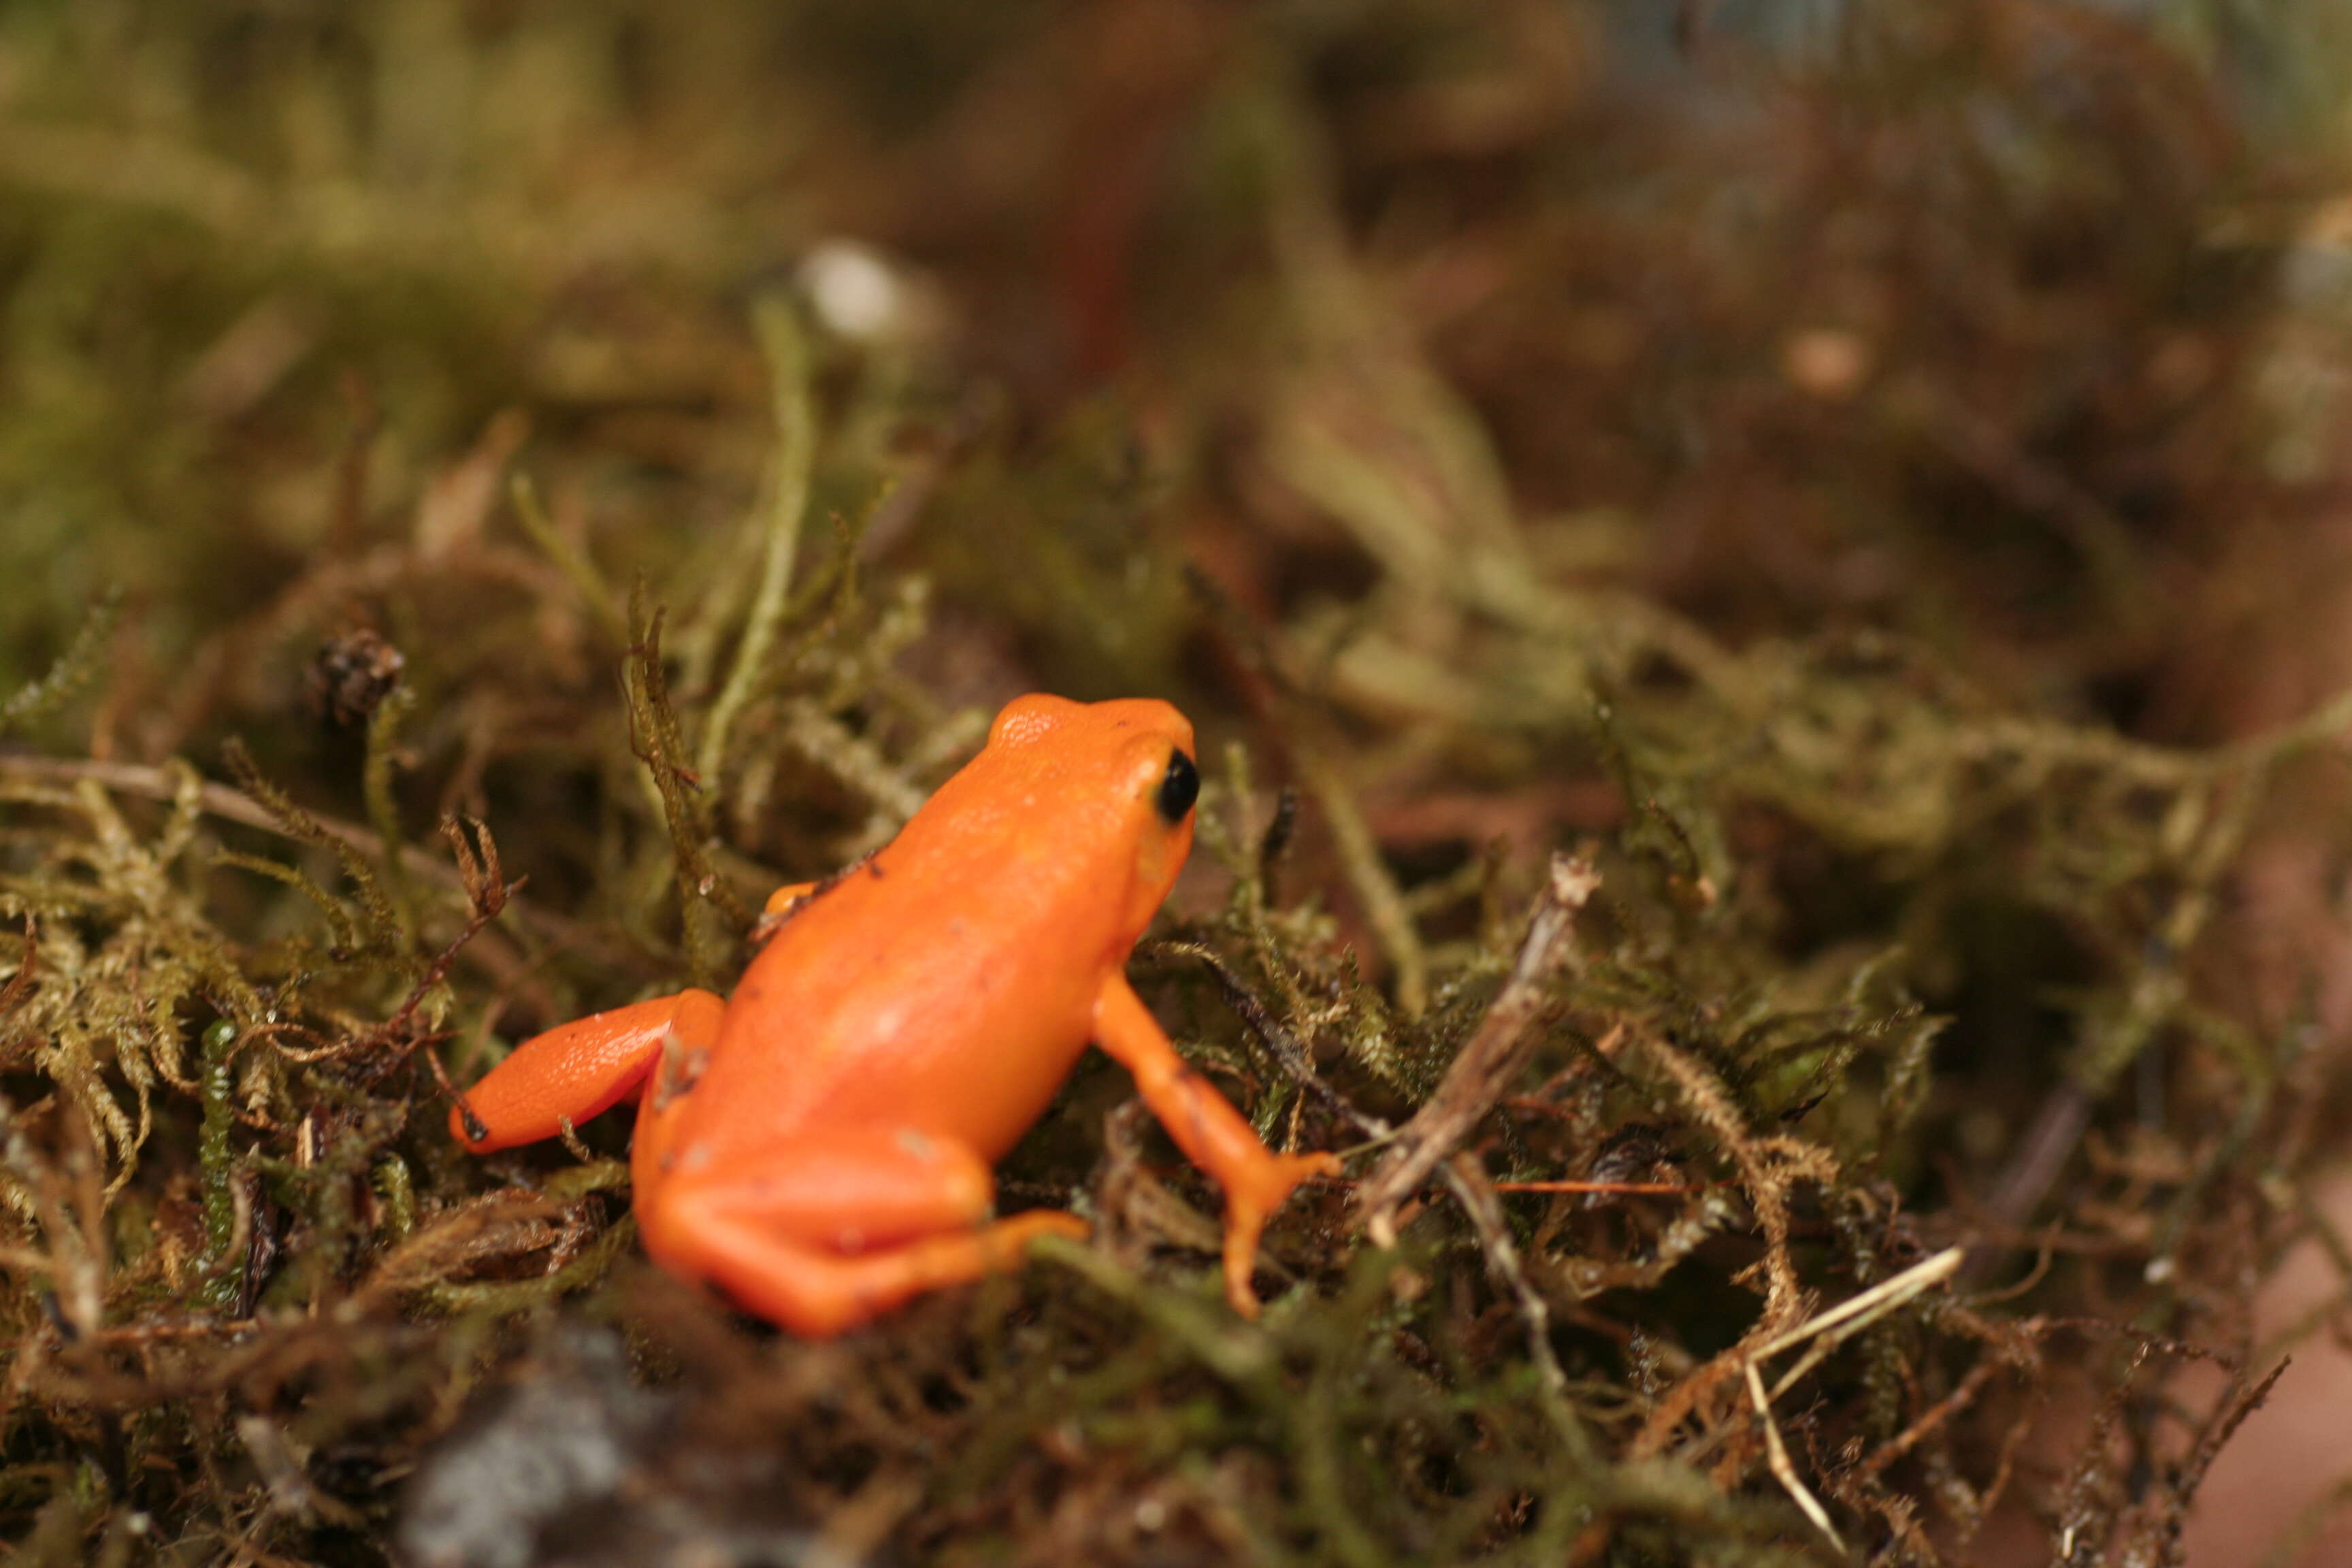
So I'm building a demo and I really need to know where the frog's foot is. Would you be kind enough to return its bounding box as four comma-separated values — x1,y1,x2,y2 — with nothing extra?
637,1128,1085,1337
1092,975,1343,1318
653,1207,1090,1338
1213,1148,1346,1320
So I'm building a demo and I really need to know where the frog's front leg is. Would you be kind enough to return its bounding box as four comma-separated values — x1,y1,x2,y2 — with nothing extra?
451,990,725,1152
1092,975,1341,1318
636,1128,1088,1337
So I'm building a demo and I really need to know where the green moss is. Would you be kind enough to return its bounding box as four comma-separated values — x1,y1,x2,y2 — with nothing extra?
0,2,2348,1563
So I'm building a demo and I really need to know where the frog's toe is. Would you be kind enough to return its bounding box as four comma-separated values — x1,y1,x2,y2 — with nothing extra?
1218,1151,1341,1318
1016,1209,1091,1243
1241,1148,1343,1218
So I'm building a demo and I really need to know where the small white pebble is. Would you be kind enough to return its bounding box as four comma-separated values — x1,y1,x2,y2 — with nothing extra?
800,241,904,340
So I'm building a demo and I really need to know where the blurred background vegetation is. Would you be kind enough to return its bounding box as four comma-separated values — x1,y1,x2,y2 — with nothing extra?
6,0,2352,1563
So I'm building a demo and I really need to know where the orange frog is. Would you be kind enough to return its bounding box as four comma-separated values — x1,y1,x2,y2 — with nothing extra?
451,693,1339,1336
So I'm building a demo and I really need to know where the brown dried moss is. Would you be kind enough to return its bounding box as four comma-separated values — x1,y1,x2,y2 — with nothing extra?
1,3,2350,1565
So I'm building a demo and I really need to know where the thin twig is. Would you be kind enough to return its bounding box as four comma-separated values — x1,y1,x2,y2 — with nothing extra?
1358,854,1597,1246
1754,1246,1964,1368
1491,1179,1702,1195
1443,1153,1575,1418
1745,1359,1845,1554
1729,1247,1967,1553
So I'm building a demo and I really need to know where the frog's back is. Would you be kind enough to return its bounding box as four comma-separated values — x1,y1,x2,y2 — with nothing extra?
675,694,1196,1160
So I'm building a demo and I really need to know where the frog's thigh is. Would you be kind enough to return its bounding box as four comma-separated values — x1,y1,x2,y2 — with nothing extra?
626,990,730,1198
641,1130,1085,1337
651,1127,999,1252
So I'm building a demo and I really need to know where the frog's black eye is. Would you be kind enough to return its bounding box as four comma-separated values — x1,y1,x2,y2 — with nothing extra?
1156,749,1199,825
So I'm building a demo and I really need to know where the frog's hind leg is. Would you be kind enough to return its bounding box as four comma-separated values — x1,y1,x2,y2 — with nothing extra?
452,989,725,1153
638,1129,1088,1337
653,1210,1090,1339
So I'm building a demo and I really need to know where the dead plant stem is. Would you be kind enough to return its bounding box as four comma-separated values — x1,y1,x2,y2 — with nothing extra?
1358,854,1597,1245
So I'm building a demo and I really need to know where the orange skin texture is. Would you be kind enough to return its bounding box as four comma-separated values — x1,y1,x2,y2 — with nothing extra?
451,693,1339,1336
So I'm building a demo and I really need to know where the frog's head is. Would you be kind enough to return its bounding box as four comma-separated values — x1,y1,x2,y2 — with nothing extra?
986,692,1198,943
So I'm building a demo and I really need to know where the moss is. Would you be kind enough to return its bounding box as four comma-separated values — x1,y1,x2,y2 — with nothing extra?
1,1,2349,1563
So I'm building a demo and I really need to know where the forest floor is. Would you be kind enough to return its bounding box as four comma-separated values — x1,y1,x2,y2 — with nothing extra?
3,4,2352,1565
